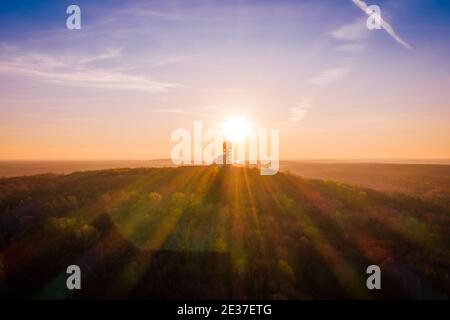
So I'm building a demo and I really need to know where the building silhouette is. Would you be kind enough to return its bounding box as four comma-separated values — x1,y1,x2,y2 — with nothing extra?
223,141,232,166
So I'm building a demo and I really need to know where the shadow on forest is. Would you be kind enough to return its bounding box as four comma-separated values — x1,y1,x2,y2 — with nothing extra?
1,213,232,299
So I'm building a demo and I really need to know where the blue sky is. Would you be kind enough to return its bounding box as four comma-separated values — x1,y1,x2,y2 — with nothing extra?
0,0,449,160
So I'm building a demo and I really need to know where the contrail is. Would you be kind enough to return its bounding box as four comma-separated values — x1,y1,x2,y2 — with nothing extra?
352,0,412,49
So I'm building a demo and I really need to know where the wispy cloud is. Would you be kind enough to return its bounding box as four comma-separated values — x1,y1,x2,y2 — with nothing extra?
151,108,198,115
310,68,350,86
122,8,183,20
352,0,412,49
329,16,369,55
151,106,218,116
290,98,315,122
0,47,181,93
330,18,368,41
79,48,122,65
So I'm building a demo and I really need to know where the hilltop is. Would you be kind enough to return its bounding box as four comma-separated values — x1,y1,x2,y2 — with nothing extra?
0,166,449,299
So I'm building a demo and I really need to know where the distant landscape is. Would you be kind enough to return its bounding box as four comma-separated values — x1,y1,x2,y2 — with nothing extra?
0,160,175,178
0,165,448,299
2,160,449,202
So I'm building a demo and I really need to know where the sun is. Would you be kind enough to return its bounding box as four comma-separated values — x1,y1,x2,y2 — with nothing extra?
222,117,251,142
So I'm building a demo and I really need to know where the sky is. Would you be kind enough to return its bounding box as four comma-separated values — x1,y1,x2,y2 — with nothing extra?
0,0,449,160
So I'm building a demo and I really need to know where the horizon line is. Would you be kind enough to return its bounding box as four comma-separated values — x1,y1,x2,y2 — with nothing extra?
1,158,450,165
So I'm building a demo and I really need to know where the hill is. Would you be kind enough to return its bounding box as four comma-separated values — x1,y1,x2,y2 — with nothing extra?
0,166,449,299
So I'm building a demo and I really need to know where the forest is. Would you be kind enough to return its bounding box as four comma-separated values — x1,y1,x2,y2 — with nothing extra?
0,166,448,299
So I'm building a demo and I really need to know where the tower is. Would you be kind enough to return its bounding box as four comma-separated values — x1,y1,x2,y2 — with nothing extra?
223,141,232,166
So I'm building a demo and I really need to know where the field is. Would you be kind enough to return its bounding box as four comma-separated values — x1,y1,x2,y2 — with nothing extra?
0,166,449,299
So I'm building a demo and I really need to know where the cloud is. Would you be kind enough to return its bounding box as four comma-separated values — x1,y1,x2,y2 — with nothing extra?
122,8,182,20
151,108,197,115
352,0,412,49
119,2,186,21
151,106,218,116
290,98,315,122
0,48,181,93
79,48,122,65
329,18,368,53
310,68,350,86
329,18,368,41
